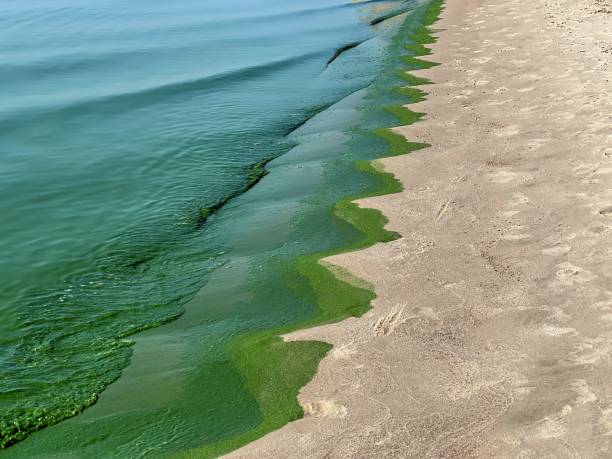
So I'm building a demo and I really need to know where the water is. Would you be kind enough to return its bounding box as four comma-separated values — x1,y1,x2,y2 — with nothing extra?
0,0,429,455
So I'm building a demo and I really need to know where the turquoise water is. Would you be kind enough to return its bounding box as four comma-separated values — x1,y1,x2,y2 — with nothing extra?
0,0,429,455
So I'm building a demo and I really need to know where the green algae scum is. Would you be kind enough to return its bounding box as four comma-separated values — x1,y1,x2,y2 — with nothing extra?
1,0,442,456
182,1,444,456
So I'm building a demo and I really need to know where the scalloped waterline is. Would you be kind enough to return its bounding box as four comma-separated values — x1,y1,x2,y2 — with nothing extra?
179,1,444,457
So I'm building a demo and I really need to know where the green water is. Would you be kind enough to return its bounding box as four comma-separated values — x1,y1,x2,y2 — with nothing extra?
1,0,441,455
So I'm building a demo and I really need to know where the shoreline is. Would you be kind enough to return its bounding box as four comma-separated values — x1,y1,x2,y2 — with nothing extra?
1,3,435,454
2,1,411,452
179,3,444,456
227,0,612,456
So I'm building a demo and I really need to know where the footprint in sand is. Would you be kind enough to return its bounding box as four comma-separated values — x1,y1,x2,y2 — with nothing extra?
331,343,357,360
489,170,518,183
595,167,612,176
511,192,530,206
572,162,600,176
303,400,348,419
532,411,569,440
373,304,406,337
495,125,520,137
499,209,520,217
584,223,612,236
571,380,597,405
542,244,571,256
569,336,612,365
538,324,577,337
598,206,612,217
527,137,552,151
553,262,597,286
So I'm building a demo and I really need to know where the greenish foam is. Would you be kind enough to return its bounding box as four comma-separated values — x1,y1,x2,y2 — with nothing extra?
178,0,444,457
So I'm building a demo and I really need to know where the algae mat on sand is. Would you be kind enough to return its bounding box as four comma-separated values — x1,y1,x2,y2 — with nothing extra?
182,0,444,456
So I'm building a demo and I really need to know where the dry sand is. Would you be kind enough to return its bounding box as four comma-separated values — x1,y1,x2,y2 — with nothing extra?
228,0,612,456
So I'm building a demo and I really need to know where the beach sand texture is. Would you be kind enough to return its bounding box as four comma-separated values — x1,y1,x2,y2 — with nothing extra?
227,0,612,456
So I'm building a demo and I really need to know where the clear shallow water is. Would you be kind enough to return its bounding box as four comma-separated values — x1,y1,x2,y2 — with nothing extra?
0,0,427,455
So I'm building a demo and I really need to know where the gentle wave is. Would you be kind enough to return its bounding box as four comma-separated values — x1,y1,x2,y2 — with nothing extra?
0,51,326,126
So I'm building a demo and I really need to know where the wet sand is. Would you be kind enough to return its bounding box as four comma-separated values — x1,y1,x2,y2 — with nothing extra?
228,0,612,456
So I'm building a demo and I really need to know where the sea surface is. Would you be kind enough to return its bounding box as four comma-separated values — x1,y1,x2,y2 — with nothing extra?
0,0,426,455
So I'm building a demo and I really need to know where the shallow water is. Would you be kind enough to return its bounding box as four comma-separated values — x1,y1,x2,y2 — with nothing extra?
0,0,427,454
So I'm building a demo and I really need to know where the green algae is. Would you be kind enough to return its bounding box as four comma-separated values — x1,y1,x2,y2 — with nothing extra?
395,85,427,101
178,0,444,457
405,42,432,55
385,104,425,125
397,70,432,86
402,55,439,69
374,128,429,157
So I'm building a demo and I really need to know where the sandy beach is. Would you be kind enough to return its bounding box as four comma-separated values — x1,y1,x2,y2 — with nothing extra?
228,0,612,456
